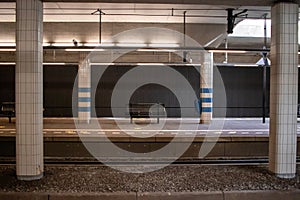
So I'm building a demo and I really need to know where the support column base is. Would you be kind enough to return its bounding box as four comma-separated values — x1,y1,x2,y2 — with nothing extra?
200,119,212,124
78,119,90,124
17,173,43,181
275,173,296,179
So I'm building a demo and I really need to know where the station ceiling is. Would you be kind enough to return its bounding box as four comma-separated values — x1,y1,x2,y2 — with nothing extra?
0,0,295,6
0,1,287,23
0,0,298,50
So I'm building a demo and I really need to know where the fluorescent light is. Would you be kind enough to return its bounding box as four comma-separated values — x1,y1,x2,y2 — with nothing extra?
90,63,201,66
43,62,77,65
0,62,15,65
44,42,116,47
0,48,15,51
148,43,179,48
0,62,74,65
81,43,99,47
65,48,104,52
116,43,147,47
98,43,115,47
137,63,165,66
90,63,115,65
233,64,259,67
43,43,52,46
44,42,102,47
209,50,247,53
215,63,260,67
82,43,116,47
0,43,15,46
0,42,74,47
43,62,66,65
44,43,74,47
137,48,176,52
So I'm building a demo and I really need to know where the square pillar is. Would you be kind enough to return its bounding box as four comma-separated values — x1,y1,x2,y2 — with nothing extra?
200,52,213,124
16,0,43,180
78,58,91,123
269,2,299,178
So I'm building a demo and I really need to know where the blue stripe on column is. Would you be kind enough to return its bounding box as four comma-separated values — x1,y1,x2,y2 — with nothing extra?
78,107,91,112
202,107,212,112
201,98,212,103
78,97,91,102
78,88,91,92
201,88,213,93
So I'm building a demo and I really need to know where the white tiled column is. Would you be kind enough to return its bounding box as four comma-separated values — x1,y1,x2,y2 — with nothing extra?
78,57,91,123
200,52,213,124
16,0,43,180
269,2,298,179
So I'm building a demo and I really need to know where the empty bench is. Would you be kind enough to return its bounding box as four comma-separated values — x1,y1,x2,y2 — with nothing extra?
129,103,165,123
1,102,15,123
1,102,44,123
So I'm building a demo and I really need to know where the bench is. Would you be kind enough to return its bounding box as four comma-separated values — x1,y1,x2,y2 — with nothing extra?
1,102,15,123
128,103,165,123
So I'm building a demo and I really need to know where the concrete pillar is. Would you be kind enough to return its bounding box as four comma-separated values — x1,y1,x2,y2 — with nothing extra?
200,52,213,124
269,2,298,178
16,0,43,180
78,57,91,123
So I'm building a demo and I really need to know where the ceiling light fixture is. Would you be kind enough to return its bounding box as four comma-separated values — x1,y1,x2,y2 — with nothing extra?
0,48,15,51
148,43,180,48
116,43,147,47
208,49,247,53
45,43,74,47
90,63,115,66
0,62,75,65
0,62,15,65
137,63,166,66
0,43,15,46
64,48,105,52
233,64,259,67
137,48,177,52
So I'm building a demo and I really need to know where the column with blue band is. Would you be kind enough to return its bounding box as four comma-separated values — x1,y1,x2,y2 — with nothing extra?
78,58,91,123
200,53,213,124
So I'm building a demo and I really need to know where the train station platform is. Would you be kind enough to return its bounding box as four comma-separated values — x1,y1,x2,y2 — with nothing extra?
1,117,298,135
0,117,299,199
0,117,300,160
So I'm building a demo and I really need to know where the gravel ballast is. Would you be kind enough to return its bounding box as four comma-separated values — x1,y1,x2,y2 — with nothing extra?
0,165,299,193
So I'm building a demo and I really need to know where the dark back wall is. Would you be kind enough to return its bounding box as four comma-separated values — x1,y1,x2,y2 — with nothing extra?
43,65,78,117
214,66,271,117
0,66,14,104
0,64,291,118
91,65,200,117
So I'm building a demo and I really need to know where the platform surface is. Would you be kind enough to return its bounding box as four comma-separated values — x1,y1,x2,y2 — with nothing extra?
0,117,299,137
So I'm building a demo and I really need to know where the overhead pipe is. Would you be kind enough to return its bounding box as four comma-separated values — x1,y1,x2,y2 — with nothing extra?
183,11,187,62
224,37,228,63
91,9,105,44
262,13,269,124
